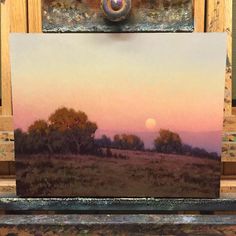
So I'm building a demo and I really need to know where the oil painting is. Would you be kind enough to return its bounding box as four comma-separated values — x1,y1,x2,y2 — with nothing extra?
10,33,226,197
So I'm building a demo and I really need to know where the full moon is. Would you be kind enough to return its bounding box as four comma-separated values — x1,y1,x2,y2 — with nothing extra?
145,118,156,130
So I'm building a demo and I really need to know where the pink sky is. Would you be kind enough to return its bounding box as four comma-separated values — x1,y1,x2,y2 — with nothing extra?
10,33,226,150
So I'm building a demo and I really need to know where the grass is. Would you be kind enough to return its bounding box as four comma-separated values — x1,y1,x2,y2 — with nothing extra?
16,149,220,197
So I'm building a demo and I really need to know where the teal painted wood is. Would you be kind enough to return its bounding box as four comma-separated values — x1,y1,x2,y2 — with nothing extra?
0,198,236,212
0,214,236,225
0,215,236,236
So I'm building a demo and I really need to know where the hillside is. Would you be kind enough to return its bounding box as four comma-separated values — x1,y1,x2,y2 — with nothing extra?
16,149,220,197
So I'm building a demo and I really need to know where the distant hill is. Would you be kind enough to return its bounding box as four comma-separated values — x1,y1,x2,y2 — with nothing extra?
95,129,222,154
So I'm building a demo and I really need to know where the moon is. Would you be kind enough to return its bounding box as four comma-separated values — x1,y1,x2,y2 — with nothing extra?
145,118,157,130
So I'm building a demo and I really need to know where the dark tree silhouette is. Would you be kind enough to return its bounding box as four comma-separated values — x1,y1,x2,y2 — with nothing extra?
154,129,182,154
181,144,193,156
14,129,28,154
113,134,144,150
95,135,112,148
14,107,219,160
14,107,98,155
27,119,49,153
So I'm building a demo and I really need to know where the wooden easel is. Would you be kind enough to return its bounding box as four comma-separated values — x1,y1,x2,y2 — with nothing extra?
0,0,235,234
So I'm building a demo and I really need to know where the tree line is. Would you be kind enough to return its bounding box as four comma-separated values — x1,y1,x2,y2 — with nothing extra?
95,129,219,160
15,107,219,159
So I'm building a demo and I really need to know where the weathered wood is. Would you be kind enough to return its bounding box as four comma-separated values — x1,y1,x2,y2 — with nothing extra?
0,142,14,161
1,198,236,212
3,214,236,225
10,0,27,32
0,178,15,197
0,130,14,161
0,0,14,183
42,0,193,32
224,0,232,116
206,0,232,116
222,142,236,161
233,107,236,115
1,214,236,236
1,0,235,196
233,0,236,105
225,0,232,66
224,116,236,132
194,0,205,32
0,0,12,115
223,162,236,175
206,0,225,32
223,132,236,142
0,116,13,131
28,0,42,32
220,180,236,199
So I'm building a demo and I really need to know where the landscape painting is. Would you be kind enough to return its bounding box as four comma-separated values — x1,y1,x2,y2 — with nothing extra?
10,33,226,197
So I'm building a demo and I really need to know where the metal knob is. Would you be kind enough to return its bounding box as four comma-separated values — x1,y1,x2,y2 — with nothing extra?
101,0,132,22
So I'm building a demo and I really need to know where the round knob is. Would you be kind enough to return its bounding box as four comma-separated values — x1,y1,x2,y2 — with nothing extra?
101,0,132,22
111,0,123,11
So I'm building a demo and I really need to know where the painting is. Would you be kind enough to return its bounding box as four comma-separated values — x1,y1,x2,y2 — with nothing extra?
10,33,226,197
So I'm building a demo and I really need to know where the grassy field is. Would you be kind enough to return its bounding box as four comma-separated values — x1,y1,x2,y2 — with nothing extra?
16,149,220,197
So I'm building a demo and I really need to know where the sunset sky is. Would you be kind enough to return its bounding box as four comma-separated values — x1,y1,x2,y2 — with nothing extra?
10,33,226,151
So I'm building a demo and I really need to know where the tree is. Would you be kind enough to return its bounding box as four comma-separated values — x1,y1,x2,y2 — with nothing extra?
154,129,182,154
48,107,97,154
95,135,112,148
181,144,193,155
191,147,208,157
14,128,28,154
28,119,48,135
27,119,49,153
112,134,144,150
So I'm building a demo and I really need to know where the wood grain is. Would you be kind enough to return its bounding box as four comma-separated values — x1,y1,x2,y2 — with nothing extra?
225,0,233,66
233,107,236,115
28,0,42,32
2,214,236,235
10,0,27,32
194,0,205,32
1,0,12,116
0,116,13,131
224,0,233,116
222,143,236,161
206,0,232,116
224,116,236,132
0,177,16,197
206,0,225,32
0,129,14,161
205,0,235,183
221,179,236,194
0,142,14,161
222,162,236,175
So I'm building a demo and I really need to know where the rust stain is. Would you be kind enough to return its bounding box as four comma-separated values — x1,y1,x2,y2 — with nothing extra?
43,0,193,32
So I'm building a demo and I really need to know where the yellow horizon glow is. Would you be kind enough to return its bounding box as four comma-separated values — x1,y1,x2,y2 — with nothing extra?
10,33,226,134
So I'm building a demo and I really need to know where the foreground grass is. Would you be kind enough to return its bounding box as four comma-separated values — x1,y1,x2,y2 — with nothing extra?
16,149,220,197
